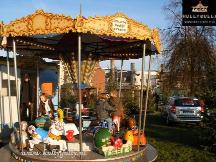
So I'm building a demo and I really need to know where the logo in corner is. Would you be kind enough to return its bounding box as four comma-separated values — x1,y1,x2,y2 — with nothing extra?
192,1,208,12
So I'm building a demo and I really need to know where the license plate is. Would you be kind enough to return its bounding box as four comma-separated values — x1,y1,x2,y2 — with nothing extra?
183,110,194,113
179,110,194,114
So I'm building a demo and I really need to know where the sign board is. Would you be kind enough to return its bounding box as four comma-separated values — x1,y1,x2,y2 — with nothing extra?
112,17,128,33
182,0,216,26
41,82,53,96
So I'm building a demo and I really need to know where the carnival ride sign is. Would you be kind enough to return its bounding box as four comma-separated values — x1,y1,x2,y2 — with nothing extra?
182,0,216,26
112,17,128,34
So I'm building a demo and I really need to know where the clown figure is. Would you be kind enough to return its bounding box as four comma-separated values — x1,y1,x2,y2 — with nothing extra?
44,111,67,152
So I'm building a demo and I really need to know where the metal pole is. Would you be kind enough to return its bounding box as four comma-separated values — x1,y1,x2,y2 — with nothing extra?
78,5,83,156
137,43,146,151
118,60,123,98
142,55,152,132
78,34,83,156
13,39,22,151
111,60,115,85
0,65,3,130
58,60,62,106
36,57,39,117
7,50,13,127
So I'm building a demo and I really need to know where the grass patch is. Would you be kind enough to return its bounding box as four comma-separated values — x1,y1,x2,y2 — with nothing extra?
145,113,216,162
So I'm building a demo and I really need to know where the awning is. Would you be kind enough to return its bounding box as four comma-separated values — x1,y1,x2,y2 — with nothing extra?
0,9,161,58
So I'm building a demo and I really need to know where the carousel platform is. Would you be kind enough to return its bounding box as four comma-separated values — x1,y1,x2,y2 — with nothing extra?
0,133,158,162
1,143,157,162
1,127,158,162
6,144,158,162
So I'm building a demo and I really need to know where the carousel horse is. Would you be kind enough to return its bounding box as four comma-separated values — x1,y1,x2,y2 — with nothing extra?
64,123,79,136
97,120,116,135
127,117,147,145
128,117,137,130
56,108,79,136
35,115,51,129
44,109,67,152
10,128,18,145
28,125,44,151
20,121,29,149
132,129,147,145
87,118,117,136
123,130,134,144
99,120,109,128
57,108,64,122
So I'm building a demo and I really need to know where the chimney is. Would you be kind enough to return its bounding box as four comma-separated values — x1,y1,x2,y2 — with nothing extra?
130,63,136,86
110,60,115,77
110,59,115,81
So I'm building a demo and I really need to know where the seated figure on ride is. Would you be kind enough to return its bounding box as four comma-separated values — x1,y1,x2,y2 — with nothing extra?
38,93,55,118
108,90,125,131
109,90,126,135
95,93,116,133
34,93,55,129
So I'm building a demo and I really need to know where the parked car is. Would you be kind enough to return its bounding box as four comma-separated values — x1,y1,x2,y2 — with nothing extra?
161,96,204,125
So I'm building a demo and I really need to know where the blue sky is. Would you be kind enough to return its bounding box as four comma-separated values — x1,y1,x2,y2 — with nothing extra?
0,0,168,71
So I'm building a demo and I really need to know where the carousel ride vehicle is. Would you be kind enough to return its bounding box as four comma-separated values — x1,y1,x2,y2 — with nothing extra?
0,9,161,161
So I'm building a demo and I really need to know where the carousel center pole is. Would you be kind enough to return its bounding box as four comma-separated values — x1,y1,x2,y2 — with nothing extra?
78,34,83,157
13,39,22,152
118,59,123,98
138,43,146,151
78,4,83,158
6,49,13,127
142,55,152,132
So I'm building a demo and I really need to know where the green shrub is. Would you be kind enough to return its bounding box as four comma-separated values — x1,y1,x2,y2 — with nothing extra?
122,90,139,116
60,83,77,107
200,114,216,154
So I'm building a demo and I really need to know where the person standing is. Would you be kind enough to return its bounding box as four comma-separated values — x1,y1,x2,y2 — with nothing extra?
20,73,33,121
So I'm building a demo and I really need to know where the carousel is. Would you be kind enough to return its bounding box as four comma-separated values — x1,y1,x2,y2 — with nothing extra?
0,9,161,162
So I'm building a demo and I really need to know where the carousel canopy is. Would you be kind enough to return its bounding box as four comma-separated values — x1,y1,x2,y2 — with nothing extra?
0,9,161,60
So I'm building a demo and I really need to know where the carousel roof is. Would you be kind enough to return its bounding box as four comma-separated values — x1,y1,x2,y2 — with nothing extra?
0,9,161,60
